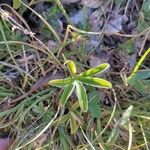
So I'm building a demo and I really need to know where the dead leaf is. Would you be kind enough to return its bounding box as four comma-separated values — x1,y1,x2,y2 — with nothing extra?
89,10,103,32
70,10,84,25
89,56,105,68
83,0,101,8
87,35,101,51
105,15,123,33
105,15,128,33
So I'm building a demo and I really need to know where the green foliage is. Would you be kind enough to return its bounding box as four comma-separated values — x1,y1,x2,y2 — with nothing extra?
69,111,79,134
41,6,62,39
115,0,126,6
79,63,110,77
77,76,112,88
59,128,70,150
128,48,150,95
49,78,74,87
1,1,150,149
49,59,112,112
118,40,135,54
65,60,77,75
128,70,150,95
60,84,75,106
75,80,88,112
137,0,150,31
128,48,150,81
13,0,21,9
107,105,133,145
53,101,82,134
88,90,101,118
0,87,15,99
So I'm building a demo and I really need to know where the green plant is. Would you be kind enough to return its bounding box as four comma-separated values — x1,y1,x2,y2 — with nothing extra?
127,48,150,95
49,59,112,112
13,0,21,9
137,0,150,32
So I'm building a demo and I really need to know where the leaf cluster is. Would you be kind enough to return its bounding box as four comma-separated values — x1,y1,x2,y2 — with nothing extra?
49,60,112,112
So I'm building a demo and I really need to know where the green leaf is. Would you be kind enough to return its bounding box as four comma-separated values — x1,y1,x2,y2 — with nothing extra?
120,105,133,126
75,81,88,112
59,128,69,150
142,0,150,20
107,105,133,144
49,78,74,87
77,77,112,88
70,114,78,134
60,84,75,106
128,48,150,95
79,63,109,77
128,48,150,82
89,90,101,118
137,0,150,32
129,79,148,96
107,122,120,144
53,114,70,125
129,70,150,82
65,60,77,75
128,70,150,93
13,0,21,9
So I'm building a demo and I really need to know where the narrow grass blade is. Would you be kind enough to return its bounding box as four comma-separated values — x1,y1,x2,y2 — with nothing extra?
49,78,74,87
0,22,17,67
55,0,71,24
79,63,110,77
81,127,96,150
60,84,75,106
139,119,149,150
128,48,150,82
59,128,70,150
0,89,50,118
75,81,88,112
15,106,60,150
77,77,112,88
128,122,133,150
